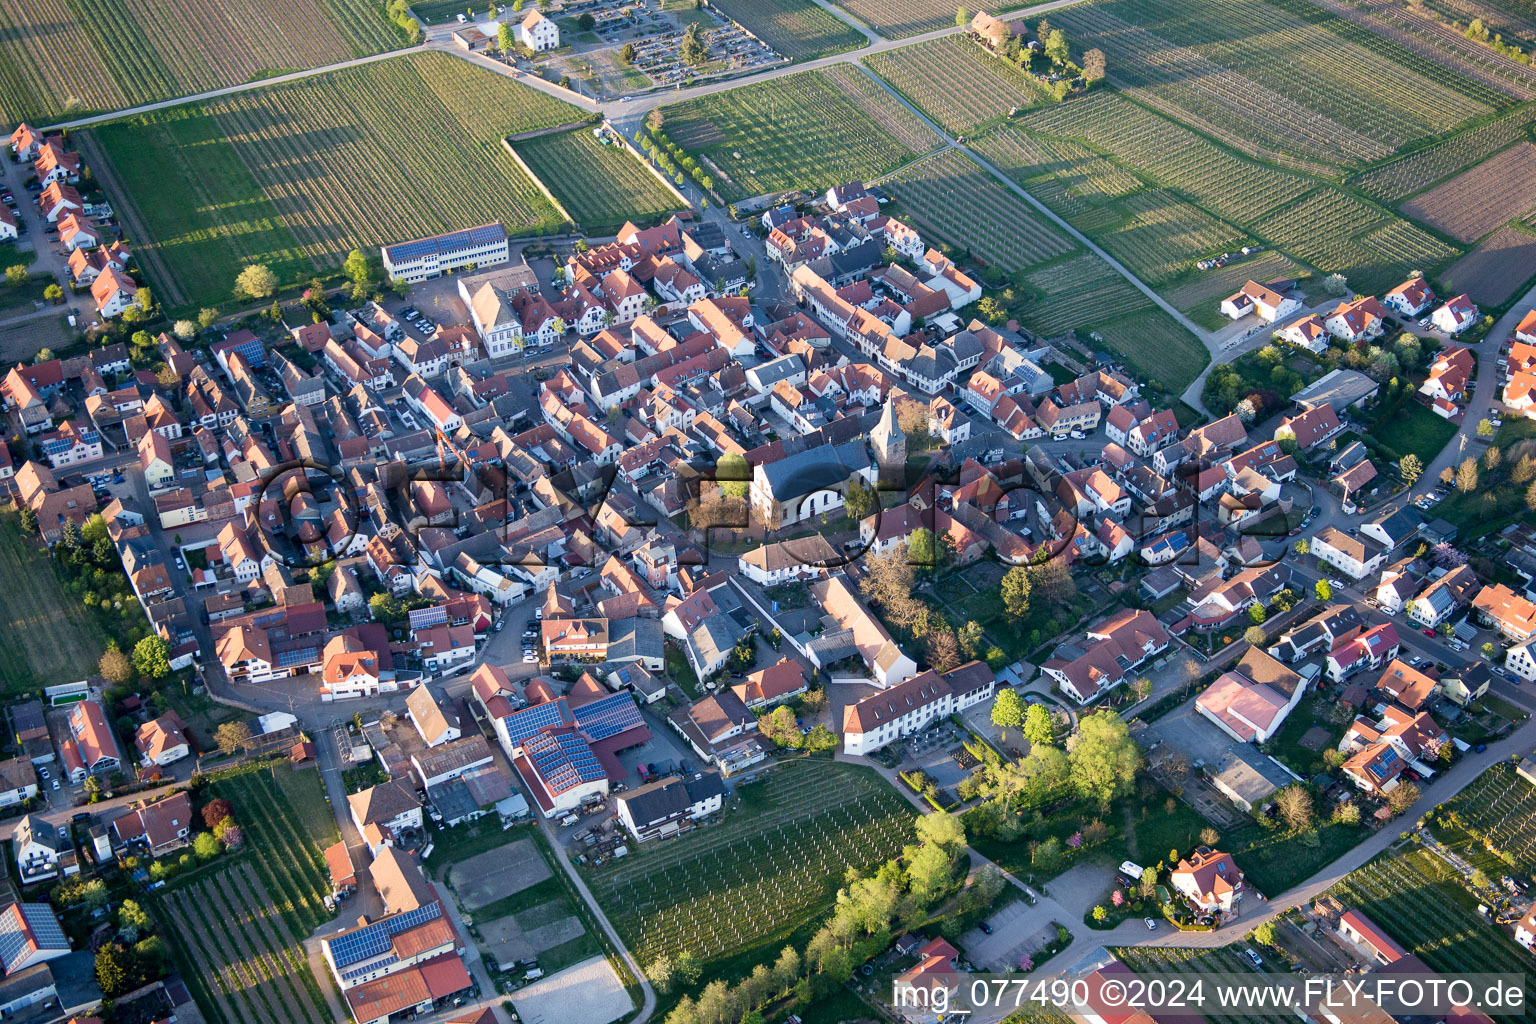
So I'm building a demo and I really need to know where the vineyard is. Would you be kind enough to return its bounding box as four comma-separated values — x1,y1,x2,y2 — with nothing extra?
882,150,1075,274
154,763,341,1024
1099,189,1250,285
863,36,1046,134
1254,189,1460,295
0,0,406,124
971,129,1144,234
705,0,867,61
1433,761,1536,875
659,68,940,203
84,52,579,309
1442,224,1536,304
512,130,682,235
1353,107,1536,201
1401,141,1536,242
1331,845,1535,1022
587,761,914,967
1017,253,1152,336
1050,0,1502,169
1090,309,1212,394
826,0,961,38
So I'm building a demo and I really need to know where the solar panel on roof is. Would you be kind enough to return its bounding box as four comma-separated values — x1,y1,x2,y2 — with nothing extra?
409,606,448,629
277,646,319,667
573,692,643,742
505,698,571,744
328,902,441,968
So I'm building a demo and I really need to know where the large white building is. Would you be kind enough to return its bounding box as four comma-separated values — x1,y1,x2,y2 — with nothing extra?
381,223,510,283
516,9,560,50
840,662,995,755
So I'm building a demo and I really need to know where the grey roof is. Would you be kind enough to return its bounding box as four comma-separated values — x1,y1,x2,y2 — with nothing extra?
608,618,665,663
1291,368,1379,412
688,615,741,669
807,627,859,664
749,354,806,390
1210,744,1291,805
758,439,871,501
15,814,61,854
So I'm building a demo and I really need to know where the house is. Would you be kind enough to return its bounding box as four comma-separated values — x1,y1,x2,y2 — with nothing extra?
1170,848,1244,913
348,781,424,852
1326,622,1401,683
1338,909,1407,964
1275,404,1342,450
134,711,190,767
1195,647,1307,743
406,685,462,748
511,726,611,815
1473,583,1536,642
731,657,808,710
15,815,71,883
1340,704,1446,793
1292,368,1379,414
91,267,139,318
841,662,995,756
1042,609,1170,704
0,758,38,807
1383,276,1434,317
381,223,510,284
615,771,725,841
893,937,961,1007
64,700,119,778
1279,314,1329,353
1311,525,1384,580
0,904,70,972
1406,564,1480,629
807,576,917,687
1431,293,1478,335
1419,346,1473,404
1220,280,1299,323
669,691,766,774
516,9,559,49
110,791,195,856
1324,297,1386,343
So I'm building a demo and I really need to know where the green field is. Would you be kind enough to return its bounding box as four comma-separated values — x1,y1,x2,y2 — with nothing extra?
1050,0,1510,171
0,0,408,124
1331,845,1536,1024
587,760,914,969
82,51,582,310
825,0,964,37
1091,308,1212,395
864,36,1046,134
0,515,110,695
658,66,940,203
882,149,1076,274
1431,761,1536,876
707,0,867,61
154,763,341,1024
1367,392,1460,464
513,129,681,234
1353,107,1536,202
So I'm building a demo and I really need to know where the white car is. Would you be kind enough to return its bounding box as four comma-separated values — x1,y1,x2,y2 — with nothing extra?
522,653,538,663
1070,430,1086,440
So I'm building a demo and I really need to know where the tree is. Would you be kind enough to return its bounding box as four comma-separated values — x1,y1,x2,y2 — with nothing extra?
198,307,220,329
202,798,233,829
958,620,986,659
907,527,940,569
1456,456,1479,493
1399,453,1423,484
235,264,277,299
1485,445,1502,473
1387,780,1420,816
915,809,966,851
1000,565,1032,619
370,592,405,623
4,264,27,286
1068,710,1141,807
859,549,921,631
1139,866,1157,898
992,688,1026,738
1244,625,1268,646
715,451,749,499
758,705,802,749
118,900,152,942
1295,538,1309,555
1248,603,1268,625
1023,702,1053,747
956,5,971,26
95,944,129,997
1082,47,1107,82
1274,784,1313,831
1045,28,1069,64
1470,868,1490,890
216,823,243,850
1477,418,1496,439
1322,273,1350,297
214,720,251,755
925,625,962,672
43,283,62,303
132,636,170,680
1314,579,1332,601
1254,920,1277,947
498,21,515,51
193,831,221,861
99,643,133,684
680,22,707,64
619,41,636,64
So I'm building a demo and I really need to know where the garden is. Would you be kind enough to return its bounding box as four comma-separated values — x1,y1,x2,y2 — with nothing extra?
1427,760,1536,877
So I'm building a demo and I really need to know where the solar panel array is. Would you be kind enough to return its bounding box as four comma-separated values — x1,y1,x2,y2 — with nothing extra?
277,645,320,668
385,224,507,264
504,697,573,747
573,692,644,742
0,905,66,972
327,902,443,968
409,605,449,630
527,730,604,793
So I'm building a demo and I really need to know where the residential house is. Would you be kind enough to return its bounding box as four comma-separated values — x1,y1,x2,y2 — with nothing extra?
1170,848,1244,913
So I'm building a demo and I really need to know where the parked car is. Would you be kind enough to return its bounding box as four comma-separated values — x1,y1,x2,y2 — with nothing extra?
1245,949,1264,968
978,921,993,934
1145,918,1157,930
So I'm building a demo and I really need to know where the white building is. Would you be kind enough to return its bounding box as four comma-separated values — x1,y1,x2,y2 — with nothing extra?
840,662,994,756
381,223,510,284
516,9,560,50
616,772,725,841
1310,526,1384,580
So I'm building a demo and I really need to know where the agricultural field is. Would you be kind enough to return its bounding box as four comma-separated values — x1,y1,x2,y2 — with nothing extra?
157,764,341,1024
0,0,407,124
1442,224,1536,305
82,51,580,310
0,314,73,364
512,129,682,234
825,0,963,38
881,149,1075,274
1254,189,1460,295
1353,107,1536,203
587,760,914,968
658,67,940,203
1401,141,1536,242
0,515,109,695
1016,253,1153,337
1331,845,1536,1024
971,128,1144,234
706,0,867,61
1165,251,1311,329
1089,308,1211,395
863,36,1045,134
1432,761,1536,876
1050,0,1508,170
1097,189,1250,286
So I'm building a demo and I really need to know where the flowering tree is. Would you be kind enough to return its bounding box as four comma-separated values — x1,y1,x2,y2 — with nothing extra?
1067,831,1083,849
1111,889,1124,907
1018,954,1034,971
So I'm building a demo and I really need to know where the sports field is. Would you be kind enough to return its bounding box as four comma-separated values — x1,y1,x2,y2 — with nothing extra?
587,760,914,968
0,515,109,695
706,0,867,61
1050,0,1509,170
882,149,1075,274
864,36,1046,134
81,52,581,309
513,129,682,234
658,66,941,203
0,0,407,124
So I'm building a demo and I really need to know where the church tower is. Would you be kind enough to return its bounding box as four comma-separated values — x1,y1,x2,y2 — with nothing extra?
870,397,907,480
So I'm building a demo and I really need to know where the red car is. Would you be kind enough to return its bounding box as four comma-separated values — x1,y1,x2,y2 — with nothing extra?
1423,628,1436,637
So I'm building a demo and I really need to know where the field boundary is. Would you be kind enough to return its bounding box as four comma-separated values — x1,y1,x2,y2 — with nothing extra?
501,137,576,227
602,120,694,206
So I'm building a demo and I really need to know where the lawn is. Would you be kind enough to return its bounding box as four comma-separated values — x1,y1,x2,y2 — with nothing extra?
1367,393,1459,464
0,514,110,695
656,66,940,203
706,0,867,61
0,0,409,124
82,51,583,310
586,760,914,970
1264,695,1350,777
512,129,682,234
154,761,341,1024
